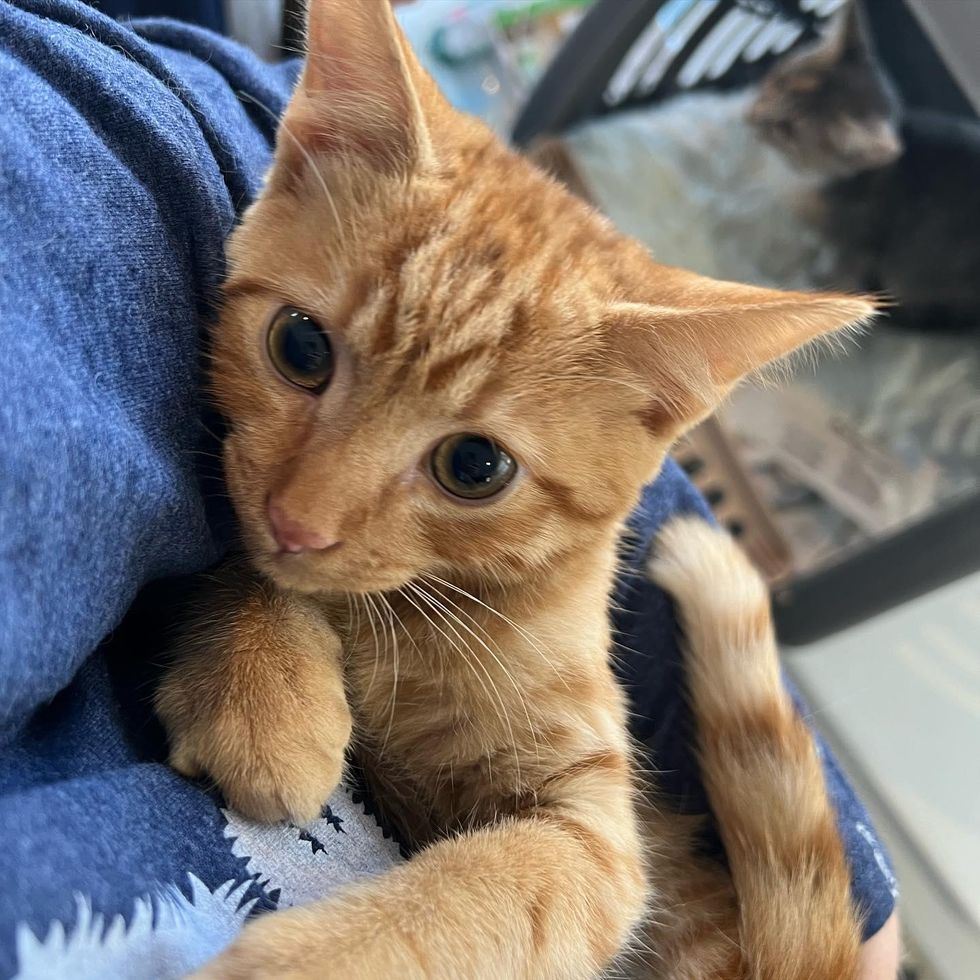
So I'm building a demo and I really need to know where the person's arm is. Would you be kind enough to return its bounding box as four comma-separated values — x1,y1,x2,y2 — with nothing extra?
860,911,901,980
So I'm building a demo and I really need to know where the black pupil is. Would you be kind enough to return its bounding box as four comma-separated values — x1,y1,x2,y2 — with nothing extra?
451,436,506,489
279,311,330,379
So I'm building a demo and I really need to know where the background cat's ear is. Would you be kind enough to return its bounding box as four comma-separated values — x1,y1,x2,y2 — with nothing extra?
827,1,903,166
280,0,435,173
835,0,868,63
606,274,876,441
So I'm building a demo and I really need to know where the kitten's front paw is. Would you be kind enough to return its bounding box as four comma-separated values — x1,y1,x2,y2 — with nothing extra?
191,914,317,980
168,715,347,826
191,905,403,980
158,633,352,825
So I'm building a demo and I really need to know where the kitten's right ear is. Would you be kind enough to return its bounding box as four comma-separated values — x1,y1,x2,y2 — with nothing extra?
605,272,877,443
279,0,435,174
525,136,596,203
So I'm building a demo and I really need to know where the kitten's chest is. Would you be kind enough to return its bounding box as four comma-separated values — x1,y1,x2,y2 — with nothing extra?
341,615,550,837
331,588,619,841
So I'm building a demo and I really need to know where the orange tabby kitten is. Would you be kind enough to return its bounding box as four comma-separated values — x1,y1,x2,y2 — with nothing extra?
156,2,874,977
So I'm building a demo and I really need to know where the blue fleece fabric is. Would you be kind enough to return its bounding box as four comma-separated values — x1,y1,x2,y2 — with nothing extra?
0,2,896,975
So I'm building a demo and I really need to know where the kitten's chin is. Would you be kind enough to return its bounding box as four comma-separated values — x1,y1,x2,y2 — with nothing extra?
255,551,412,596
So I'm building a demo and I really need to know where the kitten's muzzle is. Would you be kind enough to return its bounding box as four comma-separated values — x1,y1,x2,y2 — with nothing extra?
267,497,342,555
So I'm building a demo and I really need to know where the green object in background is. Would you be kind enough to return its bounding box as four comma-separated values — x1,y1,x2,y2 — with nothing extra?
415,0,593,134
430,15,493,67
431,0,592,67
492,0,591,32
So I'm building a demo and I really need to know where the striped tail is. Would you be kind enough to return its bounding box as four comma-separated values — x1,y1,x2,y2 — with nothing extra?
648,518,862,980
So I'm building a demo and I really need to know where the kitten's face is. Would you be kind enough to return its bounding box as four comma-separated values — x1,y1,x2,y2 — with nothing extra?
215,155,662,594
210,0,872,597
748,7,902,178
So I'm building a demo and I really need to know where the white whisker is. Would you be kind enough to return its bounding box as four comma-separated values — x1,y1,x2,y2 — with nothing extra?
237,89,347,247
406,583,520,792
422,574,568,690
360,592,384,702
419,584,541,771
376,593,402,753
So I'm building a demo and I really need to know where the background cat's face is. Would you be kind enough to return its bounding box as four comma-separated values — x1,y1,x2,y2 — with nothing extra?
747,7,902,178
209,0,873,598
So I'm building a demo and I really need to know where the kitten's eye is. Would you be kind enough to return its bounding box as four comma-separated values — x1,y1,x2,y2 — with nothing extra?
267,307,334,392
431,434,517,501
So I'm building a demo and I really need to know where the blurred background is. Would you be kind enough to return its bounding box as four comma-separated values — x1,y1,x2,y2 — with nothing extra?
87,1,980,976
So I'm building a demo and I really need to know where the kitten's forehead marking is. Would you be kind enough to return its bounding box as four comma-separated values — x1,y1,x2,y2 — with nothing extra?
345,184,601,412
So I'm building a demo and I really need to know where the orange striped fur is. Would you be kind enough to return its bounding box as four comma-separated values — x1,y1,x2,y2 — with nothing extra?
639,519,863,979
155,2,875,977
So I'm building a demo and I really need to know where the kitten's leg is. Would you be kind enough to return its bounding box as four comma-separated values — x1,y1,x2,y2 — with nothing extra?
193,729,647,979
156,564,351,824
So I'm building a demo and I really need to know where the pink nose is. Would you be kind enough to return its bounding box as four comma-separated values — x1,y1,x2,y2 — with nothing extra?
268,502,340,554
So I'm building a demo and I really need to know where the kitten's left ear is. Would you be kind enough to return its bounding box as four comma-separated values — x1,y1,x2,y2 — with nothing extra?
606,272,876,441
280,0,437,174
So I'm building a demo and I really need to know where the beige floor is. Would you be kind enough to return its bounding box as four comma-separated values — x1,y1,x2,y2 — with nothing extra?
785,571,980,980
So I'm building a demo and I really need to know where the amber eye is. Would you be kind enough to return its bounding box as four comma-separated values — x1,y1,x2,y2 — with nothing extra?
432,434,517,501
267,307,334,392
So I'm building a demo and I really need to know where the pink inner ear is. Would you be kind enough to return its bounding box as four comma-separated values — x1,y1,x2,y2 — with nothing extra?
289,94,414,167
290,4,421,169
304,35,381,95
302,0,406,102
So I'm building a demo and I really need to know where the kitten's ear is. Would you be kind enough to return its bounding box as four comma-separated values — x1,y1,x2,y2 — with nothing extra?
525,137,595,203
606,273,876,440
280,0,435,173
